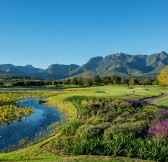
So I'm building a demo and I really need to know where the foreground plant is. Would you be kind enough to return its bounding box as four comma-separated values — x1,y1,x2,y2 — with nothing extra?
47,96,168,161
148,120,168,139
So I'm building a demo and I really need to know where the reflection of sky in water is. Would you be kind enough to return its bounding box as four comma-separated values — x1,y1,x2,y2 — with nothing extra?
0,98,65,150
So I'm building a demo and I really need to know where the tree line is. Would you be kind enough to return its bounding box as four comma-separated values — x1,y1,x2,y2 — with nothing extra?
1,65,168,87
0,76,158,87
59,75,158,86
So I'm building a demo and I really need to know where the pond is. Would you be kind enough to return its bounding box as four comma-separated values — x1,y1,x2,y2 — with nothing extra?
0,98,65,151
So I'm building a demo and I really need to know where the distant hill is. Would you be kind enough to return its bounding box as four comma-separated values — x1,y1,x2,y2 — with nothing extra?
45,64,80,75
91,51,168,78
0,57,103,79
0,52,168,79
32,72,69,80
0,64,43,75
0,74,33,80
72,56,103,75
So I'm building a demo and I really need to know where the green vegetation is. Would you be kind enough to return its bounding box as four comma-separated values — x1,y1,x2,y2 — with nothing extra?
158,65,168,86
0,91,65,104
154,95,168,107
48,96,168,161
0,71,159,88
0,90,65,126
0,85,168,161
0,105,33,126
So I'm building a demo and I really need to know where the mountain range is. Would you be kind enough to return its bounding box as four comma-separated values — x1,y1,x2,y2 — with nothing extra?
0,51,168,79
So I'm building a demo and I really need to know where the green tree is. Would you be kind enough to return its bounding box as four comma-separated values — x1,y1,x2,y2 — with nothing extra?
129,78,139,85
152,80,159,85
86,78,93,86
140,78,153,85
93,75,101,85
158,66,168,86
63,79,71,85
102,76,111,84
69,68,73,78
77,77,84,85
71,77,78,85
0,79,4,86
121,78,129,85
112,75,121,84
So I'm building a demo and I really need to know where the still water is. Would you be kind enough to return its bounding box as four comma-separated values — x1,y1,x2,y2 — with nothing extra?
0,98,65,151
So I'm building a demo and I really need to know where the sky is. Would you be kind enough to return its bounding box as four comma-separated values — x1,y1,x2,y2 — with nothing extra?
0,0,168,69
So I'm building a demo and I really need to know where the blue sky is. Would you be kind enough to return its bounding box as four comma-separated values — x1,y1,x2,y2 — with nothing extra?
0,0,168,68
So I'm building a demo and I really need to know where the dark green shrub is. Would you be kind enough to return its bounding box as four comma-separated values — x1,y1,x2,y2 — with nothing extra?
103,120,148,140
60,119,84,136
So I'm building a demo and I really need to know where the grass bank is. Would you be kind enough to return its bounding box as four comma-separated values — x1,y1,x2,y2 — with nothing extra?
154,95,168,107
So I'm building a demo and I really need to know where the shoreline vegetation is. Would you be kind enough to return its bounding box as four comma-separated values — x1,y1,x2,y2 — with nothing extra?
0,85,168,161
0,105,33,126
0,91,66,126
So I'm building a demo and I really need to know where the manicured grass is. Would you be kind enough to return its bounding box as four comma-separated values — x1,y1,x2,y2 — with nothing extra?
154,95,168,107
13,156,154,162
46,94,78,120
0,85,167,161
68,85,163,99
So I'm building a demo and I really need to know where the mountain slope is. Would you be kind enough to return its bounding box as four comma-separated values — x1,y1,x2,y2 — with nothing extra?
45,64,79,75
0,64,43,75
92,51,168,78
72,56,103,75
0,52,168,79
